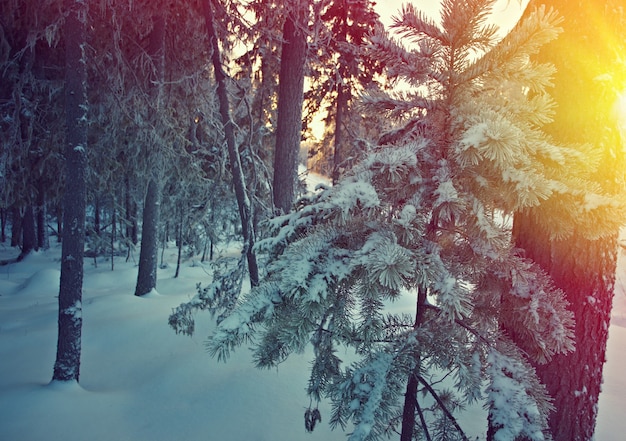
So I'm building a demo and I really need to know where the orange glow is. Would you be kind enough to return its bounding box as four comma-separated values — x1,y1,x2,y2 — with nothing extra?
616,90,626,130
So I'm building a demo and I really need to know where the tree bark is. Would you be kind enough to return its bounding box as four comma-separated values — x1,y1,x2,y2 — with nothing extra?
508,2,625,439
332,81,350,184
135,178,160,296
36,181,49,250
19,205,36,260
512,213,617,441
202,0,259,286
174,207,183,278
134,13,165,297
110,195,116,271
56,202,63,242
332,2,350,184
11,204,22,248
53,0,88,383
125,173,138,245
400,283,428,441
0,207,6,243
272,9,307,213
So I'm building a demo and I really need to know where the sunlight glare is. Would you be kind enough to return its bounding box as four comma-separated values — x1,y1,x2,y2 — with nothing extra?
616,90,626,130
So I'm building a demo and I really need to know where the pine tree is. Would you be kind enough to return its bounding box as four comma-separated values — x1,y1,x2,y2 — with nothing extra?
305,0,384,180
135,11,165,297
508,1,626,439
0,0,65,259
53,0,88,382
169,2,618,439
272,0,309,214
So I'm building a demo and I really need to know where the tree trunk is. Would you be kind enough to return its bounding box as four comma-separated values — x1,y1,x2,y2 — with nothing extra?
0,207,6,243
272,9,307,213
19,205,37,260
332,5,350,185
135,178,160,296
400,283,428,441
332,81,350,184
174,207,183,279
125,173,138,245
134,13,164,297
111,195,116,271
202,0,259,286
512,213,617,441
56,202,63,242
53,0,88,383
506,2,625,439
36,181,49,250
11,204,22,248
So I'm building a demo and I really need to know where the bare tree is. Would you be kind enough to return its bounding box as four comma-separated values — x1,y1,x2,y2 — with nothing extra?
202,0,259,286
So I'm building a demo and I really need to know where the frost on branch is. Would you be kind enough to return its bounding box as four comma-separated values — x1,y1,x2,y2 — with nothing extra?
168,256,245,336
172,1,588,438
487,342,553,441
329,351,401,441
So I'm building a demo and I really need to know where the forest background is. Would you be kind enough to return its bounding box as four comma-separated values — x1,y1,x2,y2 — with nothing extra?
1,0,626,440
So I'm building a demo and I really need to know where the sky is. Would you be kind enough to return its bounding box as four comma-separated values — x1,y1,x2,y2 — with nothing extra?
377,0,531,36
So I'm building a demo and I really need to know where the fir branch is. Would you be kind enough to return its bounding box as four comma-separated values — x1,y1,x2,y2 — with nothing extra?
459,5,563,86
390,3,446,45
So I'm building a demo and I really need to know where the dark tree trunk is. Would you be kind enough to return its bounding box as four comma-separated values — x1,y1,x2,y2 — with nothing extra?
111,195,116,271
202,0,259,286
0,207,6,243
125,173,138,245
135,179,160,296
504,2,625,439
332,4,350,185
56,202,63,242
19,205,37,260
36,181,49,250
174,208,184,279
512,214,617,441
332,82,350,184
400,284,429,441
53,0,87,383
11,204,22,248
94,194,101,237
134,13,164,297
272,10,307,214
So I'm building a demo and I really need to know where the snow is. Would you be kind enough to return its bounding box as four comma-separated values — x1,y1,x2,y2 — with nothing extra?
1,236,625,440
0,245,344,441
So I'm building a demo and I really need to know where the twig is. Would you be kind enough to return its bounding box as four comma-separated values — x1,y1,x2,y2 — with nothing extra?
415,374,470,441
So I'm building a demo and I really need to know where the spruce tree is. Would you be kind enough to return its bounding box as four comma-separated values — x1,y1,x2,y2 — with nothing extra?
508,1,626,439
273,0,309,214
170,2,616,439
305,0,384,180
53,0,88,382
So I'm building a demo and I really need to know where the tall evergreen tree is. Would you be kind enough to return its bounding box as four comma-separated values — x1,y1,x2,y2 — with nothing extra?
272,0,309,214
0,0,65,257
170,2,603,439
53,0,88,382
305,0,384,180
135,12,166,297
508,1,626,439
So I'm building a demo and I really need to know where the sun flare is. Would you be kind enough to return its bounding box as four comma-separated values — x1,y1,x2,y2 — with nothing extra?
616,90,626,129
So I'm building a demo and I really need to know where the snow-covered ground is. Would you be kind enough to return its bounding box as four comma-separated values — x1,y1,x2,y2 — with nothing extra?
0,237,624,440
